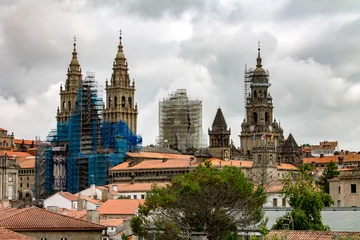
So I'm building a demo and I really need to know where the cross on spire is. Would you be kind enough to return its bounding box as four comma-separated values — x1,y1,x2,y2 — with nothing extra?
119,29,122,43
73,36,77,51
257,40,261,49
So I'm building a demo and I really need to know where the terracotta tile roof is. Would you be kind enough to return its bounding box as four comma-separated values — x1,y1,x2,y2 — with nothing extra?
0,127,7,131
277,163,298,170
100,219,124,227
303,154,360,164
311,141,338,150
207,159,253,168
16,159,35,169
0,207,105,231
110,158,198,171
13,139,41,146
81,196,103,205
98,199,145,216
267,230,360,240
265,182,283,193
126,152,194,160
108,182,169,193
0,227,34,239
57,208,87,219
58,192,78,201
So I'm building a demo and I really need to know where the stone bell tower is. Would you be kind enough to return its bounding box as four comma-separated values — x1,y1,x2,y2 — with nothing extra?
239,44,284,183
57,37,82,123
103,31,138,134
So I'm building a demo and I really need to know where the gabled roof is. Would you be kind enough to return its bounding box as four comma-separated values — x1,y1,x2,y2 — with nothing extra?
0,207,105,231
267,230,360,240
100,219,124,227
0,227,33,239
303,153,360,164
57,191,78,201
98,199,145,215
283,133,299,149
126,152,193,160
17,159,35,169
57,208,87,219
110,158,197,171
212,108,227,128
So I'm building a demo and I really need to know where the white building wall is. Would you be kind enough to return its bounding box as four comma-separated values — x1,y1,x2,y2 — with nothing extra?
44,193,73,210
86,201,101,210
264,193,290,208
79,185,103,200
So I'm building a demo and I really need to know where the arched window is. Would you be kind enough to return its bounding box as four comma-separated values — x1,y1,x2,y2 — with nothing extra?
108,97,112,108
128,97,132,107
114,96,118,107
265,112,269,123
253,91,257,98
253,112,258,123
122,96,125,107
68,101,71,111
62,101,66,110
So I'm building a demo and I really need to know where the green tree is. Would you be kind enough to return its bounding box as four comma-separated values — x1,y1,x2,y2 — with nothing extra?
317,161,340,194
131,163,267,240
272,164,332,231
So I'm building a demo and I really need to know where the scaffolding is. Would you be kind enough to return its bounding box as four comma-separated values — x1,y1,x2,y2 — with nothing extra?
158,89,202,152
244,64,252,115
37,71,143,195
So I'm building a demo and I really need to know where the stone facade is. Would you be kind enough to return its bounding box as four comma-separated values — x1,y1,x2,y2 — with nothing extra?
208,108,231,160
277,133,302,166
0,155,19,200
16,230,103,240
329,169,360,207
57,38,82,123
0,128,15,151
18,168,35,194
103,33,138,134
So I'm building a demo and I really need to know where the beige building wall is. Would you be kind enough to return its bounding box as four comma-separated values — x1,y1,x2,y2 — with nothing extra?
19,230,103,240
330,171,360,207
0,128,15,150
18,168,35,193
0,157,19,200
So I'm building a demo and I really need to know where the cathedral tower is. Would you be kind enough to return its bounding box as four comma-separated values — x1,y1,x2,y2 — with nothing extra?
57,38,82,122
239,44,284,183
208,108,231,160
103,32,138,134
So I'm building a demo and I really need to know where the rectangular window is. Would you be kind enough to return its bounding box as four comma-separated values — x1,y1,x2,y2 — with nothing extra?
141,194,145,199
282,198,286,207
338,200,341,207
339,186,341,194
133,195,137,199
20,177,22,181
27,184,29,188
273,198,278,207
27,177,29,180
351,184,357,193
8,186,13,200
20,183,23,188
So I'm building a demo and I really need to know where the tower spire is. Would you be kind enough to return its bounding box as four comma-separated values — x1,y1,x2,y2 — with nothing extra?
256,40,262,68
115,29,125,60
70,36,79,67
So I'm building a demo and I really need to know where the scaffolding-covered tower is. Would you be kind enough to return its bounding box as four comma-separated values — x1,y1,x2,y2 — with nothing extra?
158,89,202,152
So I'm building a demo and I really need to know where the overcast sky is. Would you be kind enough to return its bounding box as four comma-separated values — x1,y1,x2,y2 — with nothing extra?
1,0,360,150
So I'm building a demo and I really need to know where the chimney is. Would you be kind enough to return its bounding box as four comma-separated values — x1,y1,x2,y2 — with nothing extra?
131,172,135,184
87,210,100,224
338,156,344,166
91,184,96,197
112,184,118,192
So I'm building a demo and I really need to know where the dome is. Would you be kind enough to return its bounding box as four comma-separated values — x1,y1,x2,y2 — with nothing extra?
116,51,125,59
70,58,79,66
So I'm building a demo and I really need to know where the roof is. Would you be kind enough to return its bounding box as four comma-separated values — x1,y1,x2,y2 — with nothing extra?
0,207,105,231
57,192,78,201
97,199,145,216
0,227,33,239
100,219,124,227
0,127,7,131
212,108,227,128
17,159,35,169
13,139,39,146
265,182,283,193
283,133,299,149
126,152,193,160
277,163,298,170
108,182,169,193
81,196,103,205
303,154,360,164
267,230,360,240
57,208,87,219
110,158,198,171
311,141,338,150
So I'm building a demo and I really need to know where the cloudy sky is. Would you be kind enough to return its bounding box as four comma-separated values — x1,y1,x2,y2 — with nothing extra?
1,0,360,150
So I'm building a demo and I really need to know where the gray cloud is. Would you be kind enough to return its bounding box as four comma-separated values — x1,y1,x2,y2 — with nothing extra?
277,0,360,19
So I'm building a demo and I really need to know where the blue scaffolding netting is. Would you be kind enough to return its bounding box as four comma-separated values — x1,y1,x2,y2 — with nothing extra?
43,73,142,194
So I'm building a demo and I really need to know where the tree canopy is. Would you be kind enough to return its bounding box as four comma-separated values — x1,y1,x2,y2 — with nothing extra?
131,162,267,240
272,164,333,231
317,161,340,194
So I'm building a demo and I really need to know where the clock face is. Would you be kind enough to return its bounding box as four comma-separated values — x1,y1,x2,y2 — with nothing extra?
269,125,272,131
250,125,255,131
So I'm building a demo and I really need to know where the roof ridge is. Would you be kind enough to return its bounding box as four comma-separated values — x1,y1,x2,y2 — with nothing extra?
0,207,33,222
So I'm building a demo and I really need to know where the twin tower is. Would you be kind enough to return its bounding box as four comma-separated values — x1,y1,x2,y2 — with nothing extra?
56,34,138,134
